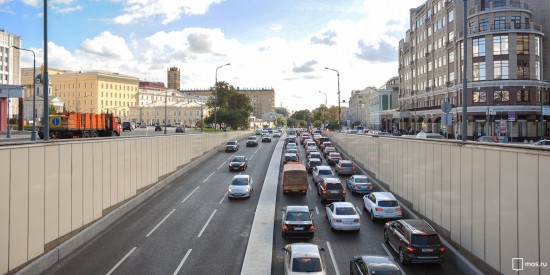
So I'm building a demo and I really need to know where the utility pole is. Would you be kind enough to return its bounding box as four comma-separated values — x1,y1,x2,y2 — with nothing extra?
461,0,468,142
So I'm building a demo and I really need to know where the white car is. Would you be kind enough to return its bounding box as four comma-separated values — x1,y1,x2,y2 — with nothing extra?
228,175,253,199
362,192,402,221
273,131,281,138
312,166,334,184
325,202,361,231
282,243,326,275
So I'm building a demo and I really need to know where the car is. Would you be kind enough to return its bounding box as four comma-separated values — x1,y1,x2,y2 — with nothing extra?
312,166,334,184
369,130,390,136
285,136,297,146
286,148,298,155
416,132,445,139
335,160,355,175
246,136,259,147
229,156,248,171
139,122,147,128
227,175,253,199
350,255,401,275
282,164,308,194
323,146,337,157
306,145,318,153
281,206,315,239
282,243,326,275
307,152,322,161
346,175,374,194
175,126,185,133
122,122,132,131
320,141,333,151
262,134,272,142
317,178,345,203
384,219,445,264
325,202,360,231
225,140,239,152
533,139,550,146
173,122,182,128
306,158,323,173
273,131,281,138
255,129,263,135
316,137,330,147
363,192,402,221
326,152,342,165
283,153,300,165
287,143,298,150
154,125,162,131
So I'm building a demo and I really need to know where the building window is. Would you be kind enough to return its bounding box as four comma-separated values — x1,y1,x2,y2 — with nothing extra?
494,16,505,30
517,60,530,80
511,16,521,29
493,35,508,55
449,71,455,82
449,51,455,63
517,90,529,102
494,60,509,79
479,18,489,32
494,90,509,102
473,91,486,102
448,10,454,23
517,35,529,54
535,36,541,56
535,61,541,80
473,38,485,57
469,21,476,33
473,62,486,81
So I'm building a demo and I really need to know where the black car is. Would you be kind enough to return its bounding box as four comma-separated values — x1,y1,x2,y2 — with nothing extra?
350,255,401,275
175,126,185,133
246,136,258,147
154,125,162,131
384,219,445,264
281,206,314,239
122,122,132,131
225,140,239,152
229,156,248,171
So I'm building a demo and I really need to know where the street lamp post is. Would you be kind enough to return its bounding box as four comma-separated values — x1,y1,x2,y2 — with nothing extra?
214,63,230,132
43,0,49,141
318,91,327,106
461,0,468,142
6,89,10,138
325,67,341,132
12,46,37,141
164,88,167,134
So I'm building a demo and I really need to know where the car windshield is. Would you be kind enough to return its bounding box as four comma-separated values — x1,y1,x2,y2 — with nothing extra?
227,142,236,145
335,207,356,215
231,178,249,186
318,169,332,175
378,200,398,207
411,234,441,245
325,182,342,190
292,257,322,272
248,137,256,140
231,157,245,162
354,177,369,183
286,211,311,221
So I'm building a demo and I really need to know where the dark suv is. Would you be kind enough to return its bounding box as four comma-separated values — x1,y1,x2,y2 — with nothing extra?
122,122,132,131
384,219,445,264
317,178,345,203
281,205,314,239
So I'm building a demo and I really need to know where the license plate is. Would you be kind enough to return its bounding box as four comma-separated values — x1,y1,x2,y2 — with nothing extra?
329,190,339,194
422,249,434,252
294,227,304,231
343,221,353,224
385,211,394,213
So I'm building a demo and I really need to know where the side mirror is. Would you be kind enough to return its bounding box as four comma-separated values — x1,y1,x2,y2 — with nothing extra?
281,247,288,252
319,248,326,252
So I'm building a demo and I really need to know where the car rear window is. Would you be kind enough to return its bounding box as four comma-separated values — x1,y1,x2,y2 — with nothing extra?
341,162,352,167
354,177,370,183
318,169,332,175
231,178,249,185
329,153,340,158
378,200,398,207
292,257,322,272
310,160,321,166
286,212,311,221
325,182,342,190
411,234,442,245
285,155,298,161
335,207,356,215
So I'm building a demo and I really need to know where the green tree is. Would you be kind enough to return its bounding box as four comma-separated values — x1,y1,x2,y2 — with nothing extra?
291,109,310,121
205,81,253,131
313,120,323,127
352,120,362,127
276,116,287,127
275,107,289,117
287,117,299,128
49,105,57,114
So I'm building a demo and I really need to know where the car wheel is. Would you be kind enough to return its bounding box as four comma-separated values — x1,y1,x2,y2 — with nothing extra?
399,249,409,265
370,211,376,222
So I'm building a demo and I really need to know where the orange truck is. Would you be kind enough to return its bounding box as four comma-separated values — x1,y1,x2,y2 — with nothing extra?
44,112,121,139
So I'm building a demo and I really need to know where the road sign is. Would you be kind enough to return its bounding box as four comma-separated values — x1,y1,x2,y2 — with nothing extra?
508,111,515,119
543,106,550,116
488,109,496,116
499,121,507,134
441,102,452,113
441,113,453,125
508,117,515,122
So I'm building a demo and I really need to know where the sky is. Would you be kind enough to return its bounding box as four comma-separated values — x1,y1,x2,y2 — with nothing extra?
0,0,426,111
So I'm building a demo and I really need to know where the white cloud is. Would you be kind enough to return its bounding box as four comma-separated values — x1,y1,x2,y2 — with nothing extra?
52,5,82,14
113,0,224,25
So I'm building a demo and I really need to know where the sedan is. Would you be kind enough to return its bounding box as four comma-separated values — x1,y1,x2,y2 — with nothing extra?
225,141,239,152
312,166,334,184
306,158,323,173
273,131,281,138
325,202,361,231
281,206,315,239
335,160,354,175
350,255,401,275
175,126,185,133
283,153,300,165
228,156,248,171
228,175,253,199
262,134,272,142
346,175,374,194
283,243,326,275
326,152,342,165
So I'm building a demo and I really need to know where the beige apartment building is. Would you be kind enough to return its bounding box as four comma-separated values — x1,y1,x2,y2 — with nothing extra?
49,71,139,118
128,100,210,127
398,0,550,140
167,67,180,90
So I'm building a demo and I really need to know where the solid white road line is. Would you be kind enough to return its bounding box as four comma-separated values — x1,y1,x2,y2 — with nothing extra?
308,183,312,190
355,206,363,215
145,209,176,237
105,246,137,275
219,191,228,204
326,241,341,275
217,162,226,170
197,209,217,238
202,171,215,183
381,243,406,275
250,154,255,160
315,206,319,215
181,186,200,204
172,249,192,275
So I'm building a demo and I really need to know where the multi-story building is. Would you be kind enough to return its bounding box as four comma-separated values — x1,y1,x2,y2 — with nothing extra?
128,100,210,127
49,71,139,118
184,87,275,118
0,29,22,131
378,76,401,132
398,0,550,140
347,88,375,126
167,67,180,90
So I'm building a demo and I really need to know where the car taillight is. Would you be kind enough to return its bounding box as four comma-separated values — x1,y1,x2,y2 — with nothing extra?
375,207,383,211
310,225,315,230
333,219,342,223
322,189,326,194
354,184,360,189
353,219,360,222
282,224,288,230
406,246,416,253
438,246,445,253
368,185,373,189
342,189,346,195
396,207,402,211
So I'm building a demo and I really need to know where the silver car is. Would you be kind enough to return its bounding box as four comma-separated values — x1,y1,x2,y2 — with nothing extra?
312,166,334,184
228,175,253,199
283,243,326,275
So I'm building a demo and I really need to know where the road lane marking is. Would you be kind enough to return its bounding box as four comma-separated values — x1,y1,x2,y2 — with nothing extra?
202,171,215,183
227,153,236,161
173,249,192,275
146,209,176,237
355,206,363,215
315,206,319,215
219,191,228,204
181,186,200,203
217,162,226,170
197,209,217,238
106,246,136,275
326,241,341,275
250,154,255,160
308,183,312,190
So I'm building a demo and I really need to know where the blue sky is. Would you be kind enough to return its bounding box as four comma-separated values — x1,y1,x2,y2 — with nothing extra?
1,0,425,111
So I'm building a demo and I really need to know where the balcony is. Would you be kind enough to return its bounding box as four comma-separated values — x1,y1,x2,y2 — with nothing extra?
468,1,530,16
468,23,543,36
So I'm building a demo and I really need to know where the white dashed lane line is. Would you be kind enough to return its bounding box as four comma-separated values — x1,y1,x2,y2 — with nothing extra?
219,192,228,204
106,247,137,275
202,171,215,183
315,206,319,215
217,162,226,170
145,209,176,237
181,186,200,204
173,249,192,275
355,206,363,215
197,209,217,238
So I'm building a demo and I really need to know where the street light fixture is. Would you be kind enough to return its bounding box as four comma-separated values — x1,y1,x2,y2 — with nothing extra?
325,67,341,132
214,63,230,132
12,46,37,141
318,91,327,106
43,0,50,141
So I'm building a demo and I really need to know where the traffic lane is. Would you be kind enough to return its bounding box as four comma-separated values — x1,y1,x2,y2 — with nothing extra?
42,136,252,275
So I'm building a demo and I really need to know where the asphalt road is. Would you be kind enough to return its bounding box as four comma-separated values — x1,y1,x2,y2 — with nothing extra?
271,138,464,275
43,135,278,275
